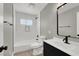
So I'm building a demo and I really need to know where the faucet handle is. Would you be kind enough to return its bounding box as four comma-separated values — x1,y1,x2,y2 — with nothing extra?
67,35,71,37
63,35,70,44
77,34,79,36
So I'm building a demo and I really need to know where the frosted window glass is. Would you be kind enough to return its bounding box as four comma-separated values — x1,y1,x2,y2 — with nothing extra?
26,20,32,26
20,19,32,26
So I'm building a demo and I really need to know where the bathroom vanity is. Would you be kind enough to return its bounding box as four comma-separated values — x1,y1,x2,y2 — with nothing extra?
43,42,70,56
43,37,79,56
44,3,79,56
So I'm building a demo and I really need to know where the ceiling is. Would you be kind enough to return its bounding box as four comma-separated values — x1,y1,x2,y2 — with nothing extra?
14,3,47,15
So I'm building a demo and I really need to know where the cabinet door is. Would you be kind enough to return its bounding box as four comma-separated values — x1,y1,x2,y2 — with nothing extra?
43,42,70,56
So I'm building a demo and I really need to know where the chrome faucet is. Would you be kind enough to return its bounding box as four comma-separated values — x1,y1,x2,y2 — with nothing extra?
63,35,71,44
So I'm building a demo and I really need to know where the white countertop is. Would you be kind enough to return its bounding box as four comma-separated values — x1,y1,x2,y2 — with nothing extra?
44,37,79,56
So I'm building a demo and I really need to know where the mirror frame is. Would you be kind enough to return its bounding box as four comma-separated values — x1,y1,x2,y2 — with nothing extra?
57,3,79,39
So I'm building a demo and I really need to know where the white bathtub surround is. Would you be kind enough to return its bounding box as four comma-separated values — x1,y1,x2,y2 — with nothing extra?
44,37,79,56
14,41,43,56
14,44,32,53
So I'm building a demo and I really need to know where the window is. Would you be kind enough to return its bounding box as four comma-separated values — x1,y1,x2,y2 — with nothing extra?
20,19,32,26
20,19,33,32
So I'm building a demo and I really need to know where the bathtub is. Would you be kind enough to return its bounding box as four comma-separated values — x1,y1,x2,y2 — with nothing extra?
14,36,46,55
14,41,43,56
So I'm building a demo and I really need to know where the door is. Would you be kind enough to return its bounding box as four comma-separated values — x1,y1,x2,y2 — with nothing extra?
0,3,14,56
0,3,3,56
3,3,14,56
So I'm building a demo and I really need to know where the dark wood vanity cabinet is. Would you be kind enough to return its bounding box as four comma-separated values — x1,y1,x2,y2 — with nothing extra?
43,42,70,56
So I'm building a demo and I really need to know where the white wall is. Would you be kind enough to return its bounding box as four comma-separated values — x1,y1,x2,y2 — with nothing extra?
40,3,57,39
37,13,40,36
14,11,38,47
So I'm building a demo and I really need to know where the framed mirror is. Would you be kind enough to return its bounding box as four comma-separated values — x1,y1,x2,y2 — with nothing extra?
57,3,79,38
